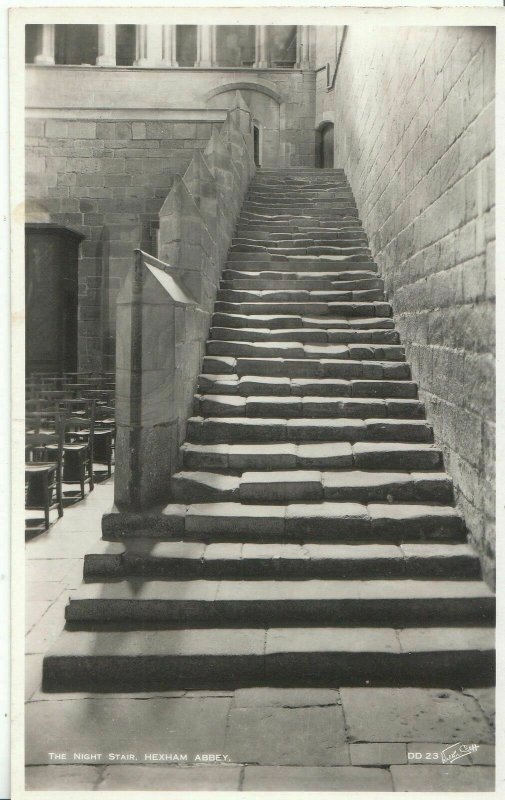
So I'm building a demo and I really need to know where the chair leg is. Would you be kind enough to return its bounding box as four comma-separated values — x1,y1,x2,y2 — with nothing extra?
43,474,50,530
79,457,85,501
57,472,63,518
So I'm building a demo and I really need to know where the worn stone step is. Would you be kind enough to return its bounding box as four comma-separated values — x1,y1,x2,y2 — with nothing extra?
171,469,452,504
237,221,364,233
216,289,385,303
203,356,410,381
64,579,494,627
185,416,432,445
214,301,391,317
241,210,360,222
209,327,399,345
102,501,464,544
235,229,366,241
221,278,381,291
206,341,404,362
225,264,377,280
42,626,494,691
232,239,368,250
246,196,355,204
212,313,394,330
230,244,368,257
198,374,418,399
180,442,442,472
194,394,423,420
196,498,461,538
228,252,373,264
83,542,481,581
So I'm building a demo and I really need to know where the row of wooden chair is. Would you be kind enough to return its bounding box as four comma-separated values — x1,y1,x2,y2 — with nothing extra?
25,375,116,531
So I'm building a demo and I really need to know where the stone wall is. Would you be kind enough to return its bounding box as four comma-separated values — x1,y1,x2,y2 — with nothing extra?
330,26,495,584
25,113,222,370
25,65,317,369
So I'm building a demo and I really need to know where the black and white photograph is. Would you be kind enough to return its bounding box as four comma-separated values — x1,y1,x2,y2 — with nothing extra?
11,6,498,794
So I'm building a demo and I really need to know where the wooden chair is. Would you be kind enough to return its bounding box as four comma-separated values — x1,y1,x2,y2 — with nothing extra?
60,406,96,499
93,404,115,478
25,414,64,530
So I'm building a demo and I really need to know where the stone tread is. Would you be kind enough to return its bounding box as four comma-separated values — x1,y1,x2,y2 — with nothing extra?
171,468,452,503
205,341,405,361
102,501,465,544
181,441,443,470
68,579,494,603
84,542,481,580
203,358,411,381
185,416,432,444
65,579,494,626
213,314,393,328
42,626,495,691
193,394,422,419
198,375,418,398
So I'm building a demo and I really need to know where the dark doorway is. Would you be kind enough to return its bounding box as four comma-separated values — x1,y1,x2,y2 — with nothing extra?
317,122,335,168
253,125,261,167
25,224,82,375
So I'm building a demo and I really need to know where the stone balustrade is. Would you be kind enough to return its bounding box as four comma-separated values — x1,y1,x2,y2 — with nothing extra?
114,91,255,509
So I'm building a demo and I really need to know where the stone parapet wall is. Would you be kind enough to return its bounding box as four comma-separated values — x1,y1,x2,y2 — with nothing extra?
331,26,495,584
114,93,256,509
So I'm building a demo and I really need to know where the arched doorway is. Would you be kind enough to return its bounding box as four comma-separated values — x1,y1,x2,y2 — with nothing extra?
253,123,261,167
316,122,335,168
206,82,282,167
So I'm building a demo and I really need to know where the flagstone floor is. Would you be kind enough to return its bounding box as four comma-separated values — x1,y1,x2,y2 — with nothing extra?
25,478,495,792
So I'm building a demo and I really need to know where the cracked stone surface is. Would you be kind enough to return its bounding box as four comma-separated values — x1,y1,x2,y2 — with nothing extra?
224,705,349,766
340,688,494,744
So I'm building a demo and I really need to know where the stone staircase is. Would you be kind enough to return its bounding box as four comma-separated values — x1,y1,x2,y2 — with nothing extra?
43,168,495,692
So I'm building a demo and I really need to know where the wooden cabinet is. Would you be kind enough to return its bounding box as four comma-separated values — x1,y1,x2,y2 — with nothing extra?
25,223,84,374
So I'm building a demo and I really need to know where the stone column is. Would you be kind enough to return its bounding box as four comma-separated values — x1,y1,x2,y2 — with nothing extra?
96,24,116,66
34,24,55,65
161,25,178,67
254,26,269,69
136,25,172,67
195,25,214,67
295,25,310,68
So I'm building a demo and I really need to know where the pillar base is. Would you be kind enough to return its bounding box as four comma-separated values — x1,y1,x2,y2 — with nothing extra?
195,60,213,68
96,56,116,66
34,55,55,65
253,61,269,69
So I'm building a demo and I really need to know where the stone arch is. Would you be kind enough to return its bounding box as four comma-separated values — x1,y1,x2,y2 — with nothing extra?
316,119,335,168
206,81,283,167
205,80,283,106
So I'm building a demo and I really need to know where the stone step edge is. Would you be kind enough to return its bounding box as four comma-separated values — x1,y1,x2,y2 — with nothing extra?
101,502,465,543
83,541,482,580
65,580,495,627
198,376,418,398
41,627,496,691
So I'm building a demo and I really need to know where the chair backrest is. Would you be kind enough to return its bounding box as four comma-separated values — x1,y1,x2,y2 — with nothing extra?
26,413,65,464
64,400,95,436
26,410,65,434
95,405,115,422
63,371,94,384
